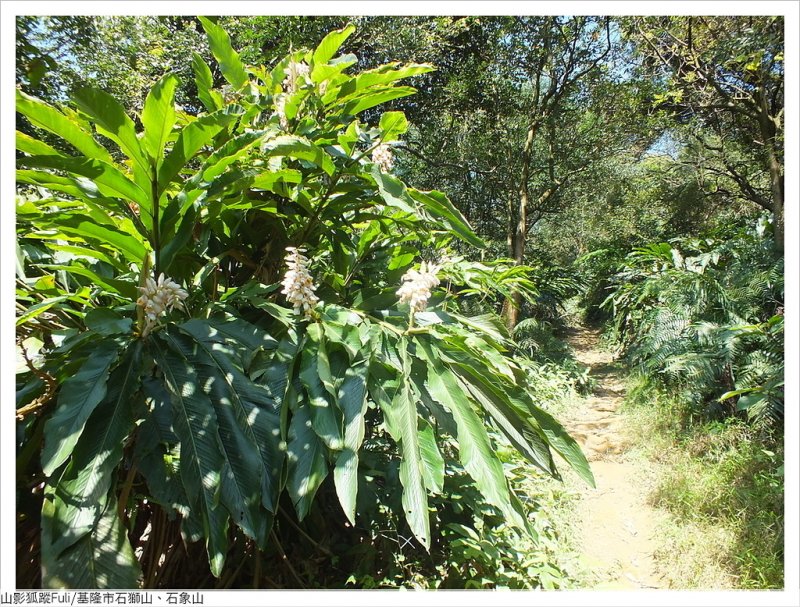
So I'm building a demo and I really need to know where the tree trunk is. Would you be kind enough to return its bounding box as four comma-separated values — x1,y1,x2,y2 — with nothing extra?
768,151,784,253
503,123,537,330
756,89,784,253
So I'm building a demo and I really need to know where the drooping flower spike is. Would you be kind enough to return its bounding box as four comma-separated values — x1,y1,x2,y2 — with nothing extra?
281,247,319,318
136,273,189,336
397,261,441,312
372,143,395,173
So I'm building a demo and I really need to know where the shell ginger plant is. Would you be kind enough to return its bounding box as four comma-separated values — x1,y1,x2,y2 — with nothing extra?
15,18,593,589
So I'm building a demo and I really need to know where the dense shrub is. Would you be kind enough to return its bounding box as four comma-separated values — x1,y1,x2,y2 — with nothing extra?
15,21,591,588
602,220,783,426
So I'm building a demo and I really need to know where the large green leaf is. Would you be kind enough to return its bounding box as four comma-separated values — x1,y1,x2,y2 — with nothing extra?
54,215,148,263
199,16,249,90
452,362,558,478
286,403,328,521
158,204,197,273
262,135,336,176
84,309,134,335
333,360,369,524
322,64,432,105
251,332,300,404
155,333,230,577
299,325,343,450
417,418,445,495
49,342,143,556
349,63,434,93
187,130,265,190
457,367,560,478
41,264,138,299
180,316,278,363
178,321,284,516
199,349,272,547
41,339,121,477
16,130,61,156
448,312,511,346
319,307,367,362
18,155,150,211
378,110,409,141
192,52,224,113
16,90,113,162
158,105,243,194
309,58,357,89
46,243,127,272
528,406,595,487
71,86,150,178
16,169,85,199
370,168,416,214
132,377,188,513
408,188,483,248
417,338,526,530
312,24,356,68
250,168,303,191
342,86,417,115
141,73,179,164
377,340,431,550
42,489,141,588
16,294,80,327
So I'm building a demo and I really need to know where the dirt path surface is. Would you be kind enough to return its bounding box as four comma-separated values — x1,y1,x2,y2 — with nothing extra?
563,326,668,590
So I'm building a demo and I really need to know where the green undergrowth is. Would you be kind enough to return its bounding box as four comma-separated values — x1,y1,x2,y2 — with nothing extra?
621,377,784,589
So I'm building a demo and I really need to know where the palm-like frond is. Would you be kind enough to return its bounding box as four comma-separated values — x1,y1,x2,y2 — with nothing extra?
605,229,783,425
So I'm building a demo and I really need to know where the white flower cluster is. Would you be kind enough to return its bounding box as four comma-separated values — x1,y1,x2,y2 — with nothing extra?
397,261,441,312
281,247,319,318
283,60,310,93
221,84,236,104
137,273,188,336
274,95,289,130
372,143,395,172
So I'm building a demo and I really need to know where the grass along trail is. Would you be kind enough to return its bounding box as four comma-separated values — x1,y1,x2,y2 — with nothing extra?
561,326,668,590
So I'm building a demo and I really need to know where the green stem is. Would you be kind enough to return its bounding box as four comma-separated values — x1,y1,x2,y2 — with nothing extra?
297,171,343,245
296,137,386,245
270,530,306,588
117,463,138,522
277,506,334,556
151,166,161,276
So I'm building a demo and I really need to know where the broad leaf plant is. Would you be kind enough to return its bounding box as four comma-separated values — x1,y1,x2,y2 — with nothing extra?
16,19,593,587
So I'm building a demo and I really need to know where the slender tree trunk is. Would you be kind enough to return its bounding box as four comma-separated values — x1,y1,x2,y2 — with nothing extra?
503,123,537,330
756,89,784,253
768,150,784,253
502,193,518,326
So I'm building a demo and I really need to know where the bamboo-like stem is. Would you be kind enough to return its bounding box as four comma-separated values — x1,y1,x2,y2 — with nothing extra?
117,464,138,522
220,546,249,589
253,545,262,589
151,166,161,275
145,507,168,588
270,530,306,588
155,525,182,587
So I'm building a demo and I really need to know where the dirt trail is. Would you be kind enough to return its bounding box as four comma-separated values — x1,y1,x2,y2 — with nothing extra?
562,326,668,590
